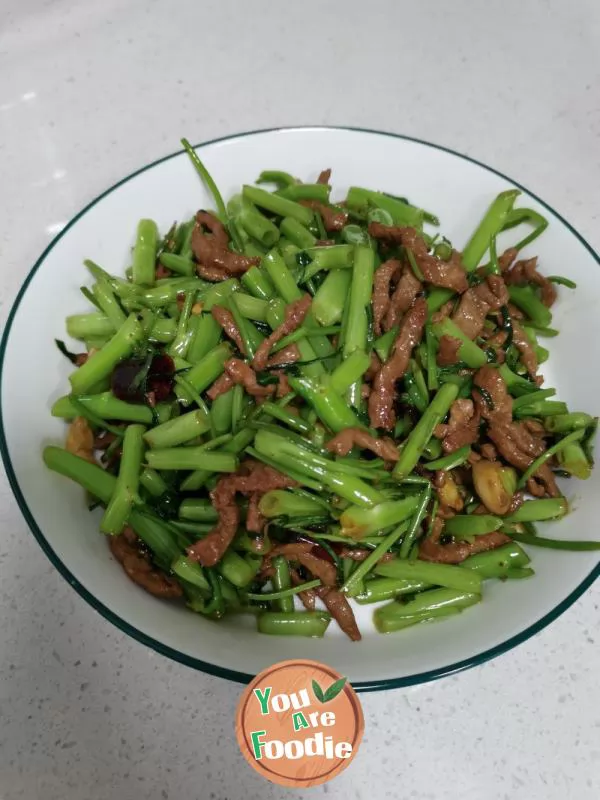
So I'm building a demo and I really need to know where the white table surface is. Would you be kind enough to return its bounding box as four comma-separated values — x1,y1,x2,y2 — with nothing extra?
1,1,598,798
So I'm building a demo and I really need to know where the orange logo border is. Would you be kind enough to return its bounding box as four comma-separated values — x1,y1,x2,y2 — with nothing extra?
236,659,364,788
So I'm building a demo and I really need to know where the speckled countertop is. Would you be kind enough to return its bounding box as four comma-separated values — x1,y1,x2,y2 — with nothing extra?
0,1,599,798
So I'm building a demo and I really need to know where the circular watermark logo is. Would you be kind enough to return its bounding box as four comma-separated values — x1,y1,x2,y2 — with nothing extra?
236,659,364,788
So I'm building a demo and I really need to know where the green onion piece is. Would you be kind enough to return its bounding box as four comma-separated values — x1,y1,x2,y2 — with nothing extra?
517,428,586,488
243,185,314,226
424,446,471,471
354,577,431,604
504,498,568,523
462,190,520,271
100,424,145,534
444,515,503,538
340,497,420,539
52,392,171,425
501,207,548,251
145,448,238,472
180,143,226,216
398,487,432,559
247,579,322,602
547,275,576,289
544,413,594,434
512,388,556,411
67,395,124,436
218,551,259,588
172,556,210,591
375,558,482,593
506,532,600,551
374,606,463,633
132,220,158,286
432,319,487,368
460,543,531,579
374,588,480,633
341,521,411,597
346,187,424,228
393,383,460,479
69,314,144,395
256,611,331,637
256,170,298,189
507,286,552,327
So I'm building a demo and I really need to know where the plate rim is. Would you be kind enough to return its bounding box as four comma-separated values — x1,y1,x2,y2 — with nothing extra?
1,124,598,692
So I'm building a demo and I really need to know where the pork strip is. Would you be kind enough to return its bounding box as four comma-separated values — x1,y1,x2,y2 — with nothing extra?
325,428,399,461
224,358,274,397
252,294,312,370
372,259,401,336
297,553,337,587
187,462,297,566
315,587,361,641
511,319,539,381
368,297,427,430
290,567,317,610
266,344,301,368
196,264,232,282
498,247,519,273
365,351,382,382
66,417,96,464
436,335,462,367
419,516,510,564
472,365,513,418
368,224,468,293
431,300,454,324
337,548,395,564
301,200,348,232
274,370,293,398
473,366,558,496
433,398,480,453
487,421,559,497
211,306,246,354
192,211,260,277
206,372,235,400
246,493,265,534
110,527,183,598
383,264,423,331
451,275,509,340
505,256,557,307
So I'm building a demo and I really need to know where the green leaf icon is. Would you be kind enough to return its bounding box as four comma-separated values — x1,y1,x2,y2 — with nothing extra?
312,676,347,703
323,677,347,702
312,679,325,703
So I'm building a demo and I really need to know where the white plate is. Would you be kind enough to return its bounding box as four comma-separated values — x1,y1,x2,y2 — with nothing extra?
1,127,598,690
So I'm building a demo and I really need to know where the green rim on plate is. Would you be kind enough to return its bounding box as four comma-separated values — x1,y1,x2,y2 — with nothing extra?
1,126,598,691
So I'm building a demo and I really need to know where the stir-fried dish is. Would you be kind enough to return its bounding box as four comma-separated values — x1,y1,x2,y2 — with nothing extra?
43,138,600,640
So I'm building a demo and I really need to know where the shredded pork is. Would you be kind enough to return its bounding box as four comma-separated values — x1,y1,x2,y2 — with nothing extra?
368,224,469,293
187,462,297,566
505,256,557,307
452,275,509,340
434,398,480,453
474,366,558,496
368,297,427,430
325,428,399,461
192,211,260,279
110,527,183,598
252,294,311,370
211,306,246,353
419,516,510,564
372,259,401,336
